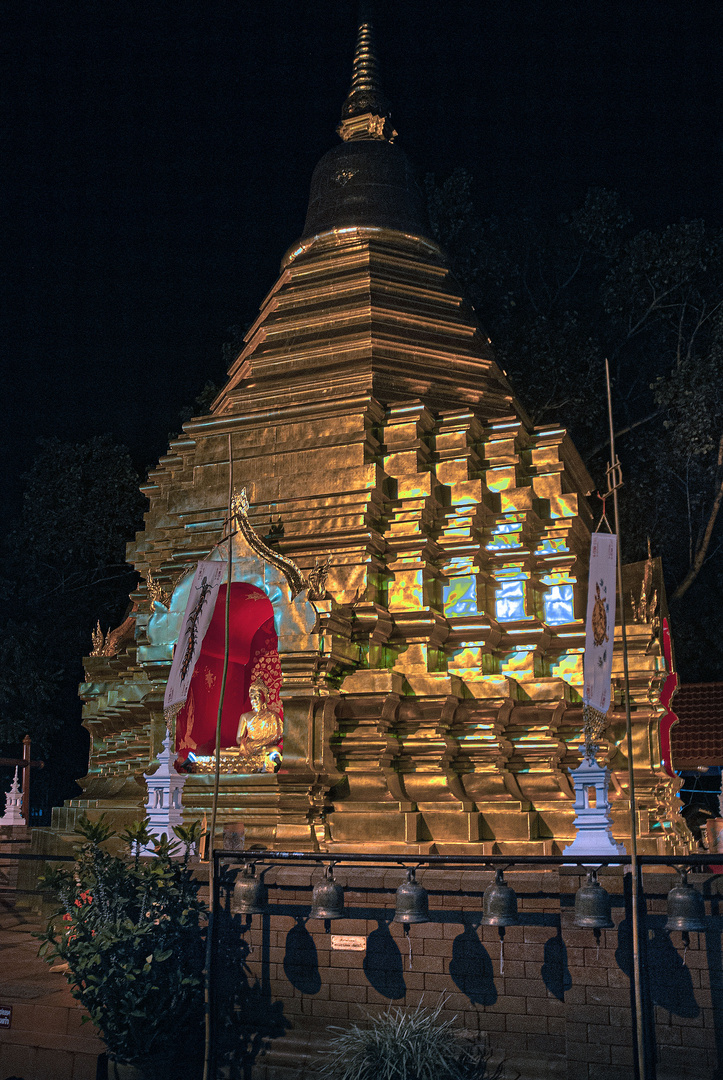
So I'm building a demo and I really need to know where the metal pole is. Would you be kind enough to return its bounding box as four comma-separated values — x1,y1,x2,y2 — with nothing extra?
202,432,234,1080
22,736,30,826
605,358,648,1080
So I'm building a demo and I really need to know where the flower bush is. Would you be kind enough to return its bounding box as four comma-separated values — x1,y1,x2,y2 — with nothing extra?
37,815,206,1075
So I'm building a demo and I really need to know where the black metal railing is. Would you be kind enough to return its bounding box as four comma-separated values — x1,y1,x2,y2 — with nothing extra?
213,850,720,868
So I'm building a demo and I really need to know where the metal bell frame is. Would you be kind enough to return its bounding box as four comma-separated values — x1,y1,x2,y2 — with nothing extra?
231,861,267,916
481,867,519,927
665,869,706,934
310,861,345,921
573,868,614,930
393,866,429,925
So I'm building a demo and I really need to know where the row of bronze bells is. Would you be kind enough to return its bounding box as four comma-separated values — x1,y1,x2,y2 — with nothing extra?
231,862,349,920
231,863,428,922
232,862,707,934
574,867,707,933
232,864,520,925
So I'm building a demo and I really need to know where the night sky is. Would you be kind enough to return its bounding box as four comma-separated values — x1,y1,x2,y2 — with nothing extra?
4,0,722,512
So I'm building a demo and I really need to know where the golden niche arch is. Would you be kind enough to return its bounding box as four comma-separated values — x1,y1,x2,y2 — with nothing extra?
144,490,321,780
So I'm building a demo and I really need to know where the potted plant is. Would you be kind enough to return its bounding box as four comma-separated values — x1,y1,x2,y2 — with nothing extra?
37,815,206,1080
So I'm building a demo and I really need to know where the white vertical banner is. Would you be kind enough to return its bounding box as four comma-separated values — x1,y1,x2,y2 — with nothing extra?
163,561,225,716
583,533,617,714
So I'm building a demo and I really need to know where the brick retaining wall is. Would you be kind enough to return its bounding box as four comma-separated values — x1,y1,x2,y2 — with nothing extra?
216,865,723,1080
0,911,103,1080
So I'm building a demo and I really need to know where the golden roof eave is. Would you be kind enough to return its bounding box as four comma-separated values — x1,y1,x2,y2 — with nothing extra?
281,226,444,269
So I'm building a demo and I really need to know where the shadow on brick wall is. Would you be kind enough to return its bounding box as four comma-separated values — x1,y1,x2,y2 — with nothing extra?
449,918,497,1005
541,924,572,1001
214,912,289,1079
703,882,723,1079
283,916,322,995
364,917,406,999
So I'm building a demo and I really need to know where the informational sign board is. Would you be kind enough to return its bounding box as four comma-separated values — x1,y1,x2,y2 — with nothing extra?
330,935,366,952
0,1006,12,1028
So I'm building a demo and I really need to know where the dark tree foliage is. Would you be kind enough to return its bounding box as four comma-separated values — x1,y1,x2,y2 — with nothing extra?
0,437,146,817
426,173,723,680
176,378,221,429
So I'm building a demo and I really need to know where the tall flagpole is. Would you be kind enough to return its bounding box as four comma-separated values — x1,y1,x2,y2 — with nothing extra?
203,431,234,1080
605,359,647,1080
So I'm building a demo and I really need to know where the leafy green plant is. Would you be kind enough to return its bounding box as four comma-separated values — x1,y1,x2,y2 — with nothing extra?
37,815,206,1075
318,998,494,1080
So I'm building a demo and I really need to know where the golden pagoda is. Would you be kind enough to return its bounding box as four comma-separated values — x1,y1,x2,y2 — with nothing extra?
41,18,691,857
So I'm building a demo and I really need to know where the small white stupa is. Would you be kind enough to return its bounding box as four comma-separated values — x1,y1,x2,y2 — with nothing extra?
0,768,25,827
564,752,626,858
140,732,187,855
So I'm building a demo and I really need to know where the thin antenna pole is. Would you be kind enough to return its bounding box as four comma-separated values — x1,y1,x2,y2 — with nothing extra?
210,432,233,902
203,431,234,1080
605,358,647,1080
22,736,31,825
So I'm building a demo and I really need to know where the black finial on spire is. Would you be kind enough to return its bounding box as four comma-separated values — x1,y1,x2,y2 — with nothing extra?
337,9,396,142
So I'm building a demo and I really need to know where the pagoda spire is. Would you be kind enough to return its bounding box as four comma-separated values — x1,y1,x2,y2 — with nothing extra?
337,10,397,143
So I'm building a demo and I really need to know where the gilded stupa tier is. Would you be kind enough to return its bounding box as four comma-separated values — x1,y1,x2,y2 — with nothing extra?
39,15,691,857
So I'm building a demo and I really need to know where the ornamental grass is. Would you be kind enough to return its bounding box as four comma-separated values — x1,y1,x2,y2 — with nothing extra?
318,997,497,1080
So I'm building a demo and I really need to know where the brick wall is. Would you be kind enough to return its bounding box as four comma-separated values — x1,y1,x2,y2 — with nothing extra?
214,865,723,1080
0,910,103,1080
0,827,30,896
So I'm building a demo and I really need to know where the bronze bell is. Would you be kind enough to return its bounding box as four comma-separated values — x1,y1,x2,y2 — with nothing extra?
310,863,345,921
665,871,706,933
482,868,519,926
393,868,429,924
574,869,614,929
231,862,266,915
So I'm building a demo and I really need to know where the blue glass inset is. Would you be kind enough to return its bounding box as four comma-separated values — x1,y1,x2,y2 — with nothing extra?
495,579,526,622
487,521,522,551
544,584,574,625
443,576,478,616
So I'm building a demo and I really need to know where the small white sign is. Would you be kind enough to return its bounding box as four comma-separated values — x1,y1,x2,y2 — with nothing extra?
0,1006,12,1028
330,935,366,952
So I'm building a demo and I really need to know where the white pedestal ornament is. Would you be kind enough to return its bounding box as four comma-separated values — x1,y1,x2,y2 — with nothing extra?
140,733,187,855
0,768,25,826
563,753,626,858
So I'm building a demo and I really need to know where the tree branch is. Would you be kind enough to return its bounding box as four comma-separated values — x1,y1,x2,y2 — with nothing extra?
672,433,723,600
555,252,584,299
588,411,661,457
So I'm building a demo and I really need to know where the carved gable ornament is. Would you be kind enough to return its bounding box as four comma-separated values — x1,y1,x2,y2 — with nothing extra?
144,490,318,663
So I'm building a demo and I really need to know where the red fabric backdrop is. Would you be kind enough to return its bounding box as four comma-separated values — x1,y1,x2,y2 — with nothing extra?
175,582,282,759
